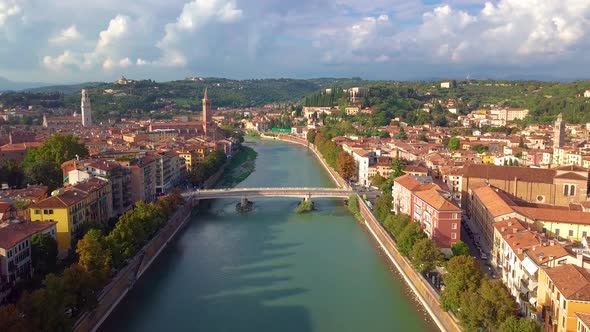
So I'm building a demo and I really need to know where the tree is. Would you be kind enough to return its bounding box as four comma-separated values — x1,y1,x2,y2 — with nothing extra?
457,279,518,331
440,255,483,312
391,158,405,179
0,304,27,332
62,264,102,312
336,151,357,181
383,213,410,239
397,222,427,256
18,275,70,332
76,229,111,281
373,192,393,222
370,173,386,187
0,159,24,188
448,137,460,150
410,238,444,273
451,241,470,256
23,160,62,190
394,127,408,140
307,129,317,143
31,233,58,279
499,317,542,332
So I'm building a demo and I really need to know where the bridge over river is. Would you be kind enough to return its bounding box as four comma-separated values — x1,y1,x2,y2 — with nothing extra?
183,187,354,200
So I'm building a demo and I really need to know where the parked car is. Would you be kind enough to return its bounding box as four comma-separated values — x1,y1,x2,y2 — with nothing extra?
480,252,488,260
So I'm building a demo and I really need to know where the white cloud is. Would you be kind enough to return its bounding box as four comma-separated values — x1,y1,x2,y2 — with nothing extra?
42,50,81,70
49,25,81,44
0,0,20,27
159,0,242,46
102,57,133,71
97,15,129,51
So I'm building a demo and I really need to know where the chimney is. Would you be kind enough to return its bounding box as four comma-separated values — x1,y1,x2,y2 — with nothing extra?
577,253,584,267
513,228,518,234
532,246,536,251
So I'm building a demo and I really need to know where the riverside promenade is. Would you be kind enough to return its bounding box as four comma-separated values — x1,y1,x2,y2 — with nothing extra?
262,133,462,332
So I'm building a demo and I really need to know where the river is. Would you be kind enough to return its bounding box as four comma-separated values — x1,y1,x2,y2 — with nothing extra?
100,138,436,332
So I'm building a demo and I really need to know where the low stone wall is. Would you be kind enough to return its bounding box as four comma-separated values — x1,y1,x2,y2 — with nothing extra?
358,197,462,332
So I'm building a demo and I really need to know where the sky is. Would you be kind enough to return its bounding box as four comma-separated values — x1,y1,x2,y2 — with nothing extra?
1,0,589,83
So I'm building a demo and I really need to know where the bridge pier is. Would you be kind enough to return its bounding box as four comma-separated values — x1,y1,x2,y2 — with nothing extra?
236,196,253,213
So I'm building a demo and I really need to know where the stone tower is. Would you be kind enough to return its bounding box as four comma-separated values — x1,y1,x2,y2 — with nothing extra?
81,89,92,127
202,87,212,134
553,113,565,148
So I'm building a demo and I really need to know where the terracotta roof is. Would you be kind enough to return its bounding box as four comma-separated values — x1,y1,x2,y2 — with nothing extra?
0,221,56,249
513,206,590,225
394,175,422,191
493,218,527,236
503,230,540,260
576,312,590,328
554,172,588,181
472,185,515,217
555,165,589,172
414,187,461,211
545,265,590,302
463,164,555,184
87,160,121,172
0,142,42,151
0,186,48,201
527,244,570,266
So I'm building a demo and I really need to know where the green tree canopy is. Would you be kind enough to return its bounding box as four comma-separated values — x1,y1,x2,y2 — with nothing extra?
448,137,461,150
499,316,542,332
31,233,58,279
76,229,111,282
383,213,410,239
373,192,393,222
451,240,470,256
410,238,444,273
440,255,483,312
397,222,427,256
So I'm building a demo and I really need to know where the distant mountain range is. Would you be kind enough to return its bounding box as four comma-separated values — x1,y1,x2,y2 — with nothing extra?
0,76,103,93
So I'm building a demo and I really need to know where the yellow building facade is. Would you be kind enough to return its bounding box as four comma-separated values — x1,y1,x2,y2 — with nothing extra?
537,265,590,332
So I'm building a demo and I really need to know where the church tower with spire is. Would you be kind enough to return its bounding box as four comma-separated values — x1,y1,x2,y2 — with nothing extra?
202,87,212,134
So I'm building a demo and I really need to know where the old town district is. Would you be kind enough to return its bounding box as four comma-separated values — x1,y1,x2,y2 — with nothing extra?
0,87,590,332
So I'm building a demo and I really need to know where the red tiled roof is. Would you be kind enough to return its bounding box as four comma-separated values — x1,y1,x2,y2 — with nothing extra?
545,265,590,302
0,221,56,249
463,164,555,184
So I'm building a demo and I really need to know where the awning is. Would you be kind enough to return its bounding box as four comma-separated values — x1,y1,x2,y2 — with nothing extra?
522,256,539,276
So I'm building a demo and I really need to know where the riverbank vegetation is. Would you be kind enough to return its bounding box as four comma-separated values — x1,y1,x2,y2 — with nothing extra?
217,146,257,188
294,200,314,213
347,194,361,220
0,191,186,331
308,129,357,182
378,212,541,332
188,150,227,187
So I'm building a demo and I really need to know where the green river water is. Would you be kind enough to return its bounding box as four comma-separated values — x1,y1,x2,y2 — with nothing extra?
100,138,436,332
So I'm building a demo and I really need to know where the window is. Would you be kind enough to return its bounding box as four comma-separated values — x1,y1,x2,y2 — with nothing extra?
584,231,588,238
569,230,574,237
563,299,567,310
451,233,457,240
555,229,560,236
452,223,458,230
34,210,40,215
564,184,577,197
452,213,458,219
